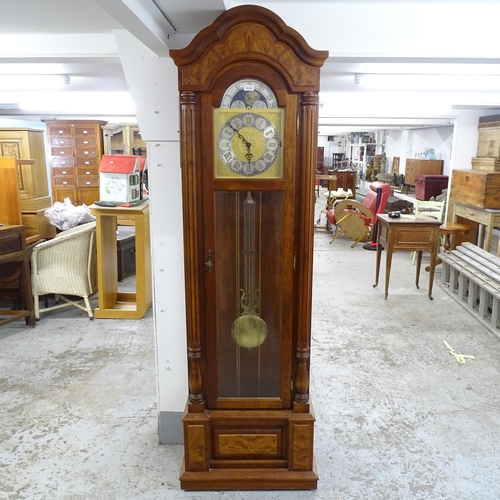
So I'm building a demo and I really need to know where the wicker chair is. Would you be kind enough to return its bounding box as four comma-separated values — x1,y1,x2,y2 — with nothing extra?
31,222,97,319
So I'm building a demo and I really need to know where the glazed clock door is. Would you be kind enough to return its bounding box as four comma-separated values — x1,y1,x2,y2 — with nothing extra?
203,94,295,410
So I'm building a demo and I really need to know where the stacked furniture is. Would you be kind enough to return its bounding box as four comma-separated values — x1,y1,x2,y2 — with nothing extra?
449,115,500,253
44,120,107,206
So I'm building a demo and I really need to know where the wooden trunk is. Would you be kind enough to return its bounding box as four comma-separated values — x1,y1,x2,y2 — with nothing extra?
471,157,500,172
450,169,500,209
477,121,500,158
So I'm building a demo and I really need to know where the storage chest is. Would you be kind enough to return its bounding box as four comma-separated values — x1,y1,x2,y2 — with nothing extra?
450,169,500,209
477,120,500,158
384,196,413,213
414,174,449,201
471,157,500,172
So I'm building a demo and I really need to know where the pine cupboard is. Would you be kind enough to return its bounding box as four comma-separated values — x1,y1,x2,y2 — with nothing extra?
0,128,55,239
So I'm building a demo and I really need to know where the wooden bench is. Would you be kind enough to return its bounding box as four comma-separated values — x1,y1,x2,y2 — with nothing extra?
439,242,500,339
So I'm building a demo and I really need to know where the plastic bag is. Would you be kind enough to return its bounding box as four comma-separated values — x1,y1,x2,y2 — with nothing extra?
44,198,95,231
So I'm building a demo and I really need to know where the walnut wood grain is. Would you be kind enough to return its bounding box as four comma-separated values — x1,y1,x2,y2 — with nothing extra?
170,6,328,92
218,434,278,456
172,5,326,490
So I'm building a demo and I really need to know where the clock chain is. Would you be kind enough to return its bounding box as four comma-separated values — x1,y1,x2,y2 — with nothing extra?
234,190,264,398
235,191,241,397
257,192,263,397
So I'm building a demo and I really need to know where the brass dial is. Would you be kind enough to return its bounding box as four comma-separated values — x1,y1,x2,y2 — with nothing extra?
217,111,281,177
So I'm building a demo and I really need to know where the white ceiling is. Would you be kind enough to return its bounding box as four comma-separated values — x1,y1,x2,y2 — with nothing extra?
0,0,499,132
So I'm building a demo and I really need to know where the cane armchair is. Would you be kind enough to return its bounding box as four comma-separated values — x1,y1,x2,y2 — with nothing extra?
31,222,97,319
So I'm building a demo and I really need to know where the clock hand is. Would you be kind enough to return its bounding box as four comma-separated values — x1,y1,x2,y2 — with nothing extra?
229,123,251,149
245,143,253,164
229,123,253,165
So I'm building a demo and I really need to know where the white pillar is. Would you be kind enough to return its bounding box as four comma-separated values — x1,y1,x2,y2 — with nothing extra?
114,30,187,444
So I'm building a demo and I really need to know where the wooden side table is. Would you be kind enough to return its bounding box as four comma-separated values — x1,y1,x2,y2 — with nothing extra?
90,201,151,319
453,202,500,252
374,214,442,300
0,225,35,327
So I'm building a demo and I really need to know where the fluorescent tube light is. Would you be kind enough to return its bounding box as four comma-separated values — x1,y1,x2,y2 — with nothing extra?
355,73,500,91
0,74,70,90
18,92,135,115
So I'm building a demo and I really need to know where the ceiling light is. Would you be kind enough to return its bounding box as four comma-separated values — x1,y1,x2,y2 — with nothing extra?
18,92,135,115
354,73,500,91
0,74,70,90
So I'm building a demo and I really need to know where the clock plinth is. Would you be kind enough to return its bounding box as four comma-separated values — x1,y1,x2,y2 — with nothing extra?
171,5,328,491
180,405,318,491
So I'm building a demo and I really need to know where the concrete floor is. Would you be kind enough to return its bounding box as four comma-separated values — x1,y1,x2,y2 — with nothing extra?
2,199,500,499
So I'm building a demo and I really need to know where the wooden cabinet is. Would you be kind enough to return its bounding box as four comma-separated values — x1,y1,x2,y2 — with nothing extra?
102,123,146,156
334,170,357,198
316,146,324,172
44,120,107,206
0,157,22,227
404,159,443,185
0,128,55,240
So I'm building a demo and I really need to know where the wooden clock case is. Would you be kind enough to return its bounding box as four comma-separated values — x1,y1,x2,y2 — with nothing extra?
170,6,328,491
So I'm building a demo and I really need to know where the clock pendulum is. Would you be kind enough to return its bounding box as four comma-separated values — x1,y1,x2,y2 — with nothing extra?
232,191,266,396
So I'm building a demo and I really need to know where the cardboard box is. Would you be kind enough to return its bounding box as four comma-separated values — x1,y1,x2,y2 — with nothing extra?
450,169,500,208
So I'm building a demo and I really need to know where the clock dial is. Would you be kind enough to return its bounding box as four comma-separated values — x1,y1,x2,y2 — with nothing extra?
221,79,278,108
215,109,283,178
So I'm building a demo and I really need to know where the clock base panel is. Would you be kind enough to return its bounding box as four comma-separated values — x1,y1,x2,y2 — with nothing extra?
179,403,317,491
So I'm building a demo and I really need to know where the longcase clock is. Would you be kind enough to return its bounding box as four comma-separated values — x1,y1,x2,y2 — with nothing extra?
170,6,328,491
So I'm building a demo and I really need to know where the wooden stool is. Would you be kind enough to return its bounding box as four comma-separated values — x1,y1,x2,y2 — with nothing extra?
425,221,471,272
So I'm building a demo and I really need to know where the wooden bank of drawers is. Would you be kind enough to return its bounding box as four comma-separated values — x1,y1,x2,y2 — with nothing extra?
44,120,107,206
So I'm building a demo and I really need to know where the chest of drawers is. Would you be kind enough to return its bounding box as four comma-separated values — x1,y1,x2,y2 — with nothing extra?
44,120,107,206
405,159,443,185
